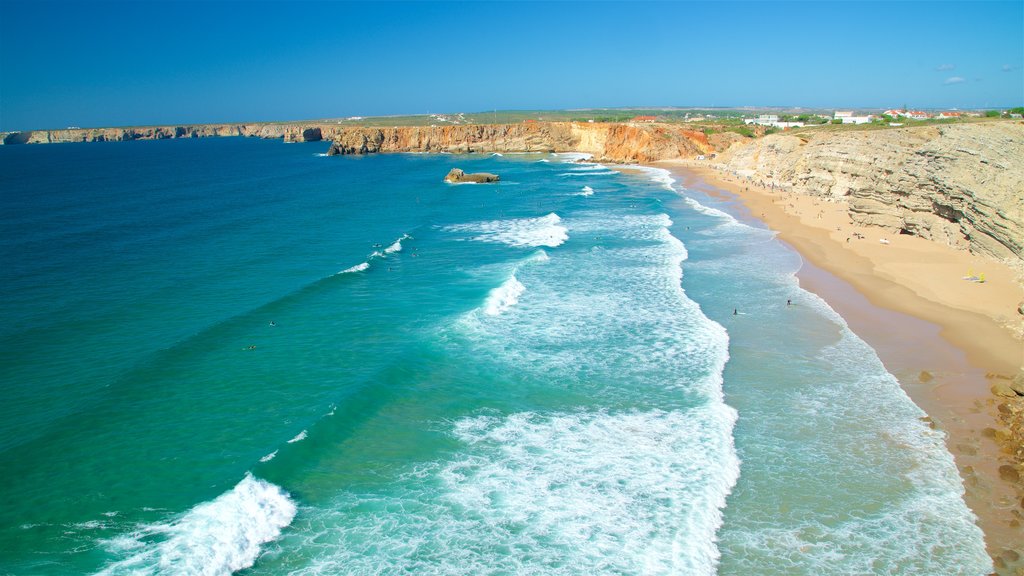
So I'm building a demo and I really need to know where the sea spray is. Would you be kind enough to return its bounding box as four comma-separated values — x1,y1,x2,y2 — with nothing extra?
96,475,296,575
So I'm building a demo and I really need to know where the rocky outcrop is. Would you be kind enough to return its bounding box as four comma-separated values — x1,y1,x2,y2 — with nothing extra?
325,122,713,163
715,122,1024,262
444,168,499,183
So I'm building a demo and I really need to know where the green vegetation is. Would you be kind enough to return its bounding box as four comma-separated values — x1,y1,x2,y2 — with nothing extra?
984,110,1002,117
779,114,828,124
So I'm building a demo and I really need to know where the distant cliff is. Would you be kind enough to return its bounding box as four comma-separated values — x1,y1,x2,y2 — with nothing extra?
325,122,713,163
1,123,336,145
714,122,1024,263
1,121,713,164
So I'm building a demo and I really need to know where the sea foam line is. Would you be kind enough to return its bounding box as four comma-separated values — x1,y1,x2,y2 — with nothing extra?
338,262,369,274
336,233,412,274
96,474,296,576
442,213,568,248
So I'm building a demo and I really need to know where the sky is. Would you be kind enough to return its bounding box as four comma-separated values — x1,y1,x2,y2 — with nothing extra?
1,0,1022,131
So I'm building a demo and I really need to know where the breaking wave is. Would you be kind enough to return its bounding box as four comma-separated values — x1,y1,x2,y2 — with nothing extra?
442,213,568,248
96,475,296,576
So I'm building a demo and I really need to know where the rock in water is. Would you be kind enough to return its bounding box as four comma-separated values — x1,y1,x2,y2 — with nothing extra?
444,168,500,183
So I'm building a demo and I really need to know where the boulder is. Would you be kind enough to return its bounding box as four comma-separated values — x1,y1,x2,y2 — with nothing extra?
444,168,500,183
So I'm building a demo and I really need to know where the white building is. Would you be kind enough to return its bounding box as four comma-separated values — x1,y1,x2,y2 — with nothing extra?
743,114,804,128
833,110,874,124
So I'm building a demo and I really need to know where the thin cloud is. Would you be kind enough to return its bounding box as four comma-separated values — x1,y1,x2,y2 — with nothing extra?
943,76,966,85
936,63,955,71
1002,64,1017,72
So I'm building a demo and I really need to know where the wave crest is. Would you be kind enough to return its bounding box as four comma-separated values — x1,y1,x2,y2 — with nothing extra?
96,474,296,576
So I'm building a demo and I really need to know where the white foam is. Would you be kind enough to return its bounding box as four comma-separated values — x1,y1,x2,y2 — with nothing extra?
286,407,738,575
313,153,328,157
558,170,615,177
682,196,746,228
384,233,410,254
287,430,308,443
536,159,550,163
551,152,593,163
338,262,369,274
96,474,296,576
491,152,503,157
442,213,568,248
483,275,526,316
577,186,594,196
259,450,278,463
621,165,676,191
443,407,739,574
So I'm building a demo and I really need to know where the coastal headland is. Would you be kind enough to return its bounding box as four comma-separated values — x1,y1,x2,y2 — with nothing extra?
7,117,1023,566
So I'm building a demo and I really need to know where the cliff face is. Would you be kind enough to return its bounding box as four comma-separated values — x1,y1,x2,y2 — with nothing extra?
3,121,713,164
1,123,336,145
716,122,1024,262
325,122,713,163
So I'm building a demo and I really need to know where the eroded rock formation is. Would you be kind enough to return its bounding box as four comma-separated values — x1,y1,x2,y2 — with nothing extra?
324,122,713,164
715,122,1024,262
444,168,500,183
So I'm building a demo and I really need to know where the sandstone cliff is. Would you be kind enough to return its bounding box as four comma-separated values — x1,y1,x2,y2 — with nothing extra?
324,122,713,163
714,122,1024,263
1,123,338,145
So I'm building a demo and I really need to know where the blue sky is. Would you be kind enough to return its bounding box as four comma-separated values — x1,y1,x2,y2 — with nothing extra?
1,1,1021,131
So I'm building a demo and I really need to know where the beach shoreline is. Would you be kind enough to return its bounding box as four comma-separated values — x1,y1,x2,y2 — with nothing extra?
657,161,1024,568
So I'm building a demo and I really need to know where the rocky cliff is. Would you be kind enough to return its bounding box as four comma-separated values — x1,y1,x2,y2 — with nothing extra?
325,122,713,163
1,123,338,145
715,122,1024,263
3,121,713,164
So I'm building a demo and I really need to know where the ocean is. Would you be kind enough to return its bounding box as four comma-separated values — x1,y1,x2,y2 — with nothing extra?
0,137,990,575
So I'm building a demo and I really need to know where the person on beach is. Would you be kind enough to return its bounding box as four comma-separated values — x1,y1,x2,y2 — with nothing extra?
733,309,738,315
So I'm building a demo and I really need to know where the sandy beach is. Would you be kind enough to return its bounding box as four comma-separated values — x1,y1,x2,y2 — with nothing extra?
658,160,1024,567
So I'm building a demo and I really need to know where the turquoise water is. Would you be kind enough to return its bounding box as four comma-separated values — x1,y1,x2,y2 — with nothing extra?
0,138,990,574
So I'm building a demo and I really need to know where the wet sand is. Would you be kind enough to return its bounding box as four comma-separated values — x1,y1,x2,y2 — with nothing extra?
658,161,1024,569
